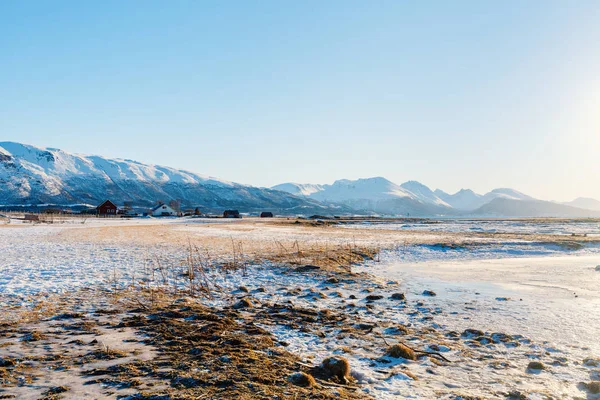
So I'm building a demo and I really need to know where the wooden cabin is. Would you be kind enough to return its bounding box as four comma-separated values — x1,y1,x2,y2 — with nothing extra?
96,200,118,216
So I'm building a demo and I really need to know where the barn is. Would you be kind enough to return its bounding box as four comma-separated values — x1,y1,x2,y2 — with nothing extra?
223,210,241,218
97,200,118,216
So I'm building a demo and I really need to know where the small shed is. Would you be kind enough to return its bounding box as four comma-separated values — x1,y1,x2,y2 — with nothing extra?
223,210,241,218
151,203,177,217
260,212,273,218
97,200,118,216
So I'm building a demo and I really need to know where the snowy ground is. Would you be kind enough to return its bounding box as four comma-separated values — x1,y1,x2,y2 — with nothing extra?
1,218,600,398
341,218,600,237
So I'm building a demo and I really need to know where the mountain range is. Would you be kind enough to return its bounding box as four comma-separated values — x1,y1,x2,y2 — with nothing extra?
1,142,599,217
272,178,600,217
0,142,340,214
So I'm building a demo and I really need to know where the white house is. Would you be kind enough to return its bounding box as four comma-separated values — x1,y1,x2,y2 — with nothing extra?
151,203,178,217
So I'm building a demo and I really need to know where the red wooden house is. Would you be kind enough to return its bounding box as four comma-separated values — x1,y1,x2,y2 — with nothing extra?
96,200,118,216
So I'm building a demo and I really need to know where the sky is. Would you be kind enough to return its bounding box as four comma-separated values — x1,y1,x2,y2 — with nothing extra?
1,1,599,201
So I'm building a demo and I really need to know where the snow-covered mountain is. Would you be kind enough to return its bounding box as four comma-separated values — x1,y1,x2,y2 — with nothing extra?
562,197,600,212
473,198,600,218
400,181,450,207
274,178,600,217
271,183,325,197
434,188,483,210
274,177,454,216
0,142,340,214
435,187,535,211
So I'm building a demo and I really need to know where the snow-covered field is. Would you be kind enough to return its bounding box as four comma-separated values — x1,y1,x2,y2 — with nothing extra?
341,218,600,236
1,218,599,398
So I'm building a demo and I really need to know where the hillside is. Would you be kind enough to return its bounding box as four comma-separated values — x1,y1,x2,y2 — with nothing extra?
472,198,600,218
0,142,341,214
563,197,600,212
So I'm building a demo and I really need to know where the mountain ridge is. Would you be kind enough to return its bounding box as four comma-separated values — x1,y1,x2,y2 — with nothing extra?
0,142,342,214
2,142,598,217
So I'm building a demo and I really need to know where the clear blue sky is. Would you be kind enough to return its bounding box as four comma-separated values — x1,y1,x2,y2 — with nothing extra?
2,1,599,201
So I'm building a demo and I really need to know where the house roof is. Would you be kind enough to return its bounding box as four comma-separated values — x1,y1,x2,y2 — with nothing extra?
97,199,117,209
151,204,172,212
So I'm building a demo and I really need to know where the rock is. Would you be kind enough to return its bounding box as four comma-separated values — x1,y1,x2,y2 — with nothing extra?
356,323,376,331
238,286,249,293
0,357,16,367
288,372,316,387
385,325,409,335
386,343,416,360
495,297,510,301
365,294,384,301
295,265,320,272
255,287,266,293
233,298,254,309
348,294,357,299
584,381,600,394
390,293,406,300
422,290,437,297
326,277,340,284
316,356,351,383
491,332,513,343
584,358,600,367
303,291,327,300
43,387,69,396
596,265,600,271
461,329,484,338
527,361,545,371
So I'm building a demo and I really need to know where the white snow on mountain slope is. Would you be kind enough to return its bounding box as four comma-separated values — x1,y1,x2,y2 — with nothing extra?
483,188,534,202
399,180,450,207
562,197,600,212
308,177,414,202
0,142,234,187
271,183,325,197
434,188,483,210
0,142,340,213
434,187,537,211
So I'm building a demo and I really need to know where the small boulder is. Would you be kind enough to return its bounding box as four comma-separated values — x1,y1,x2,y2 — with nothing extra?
0,357,16,367
326,277,340,284
462,329,484,338
233,298,254,309
596,265,600,272
390,293,406,300
386,343,417,360
356,323,376,331
527,361,545,371
584,358,600,367
365,294,384,301
238,286,249,293
422,290,437,297
288,372,316,387
584,381,600,394
315,356,351,383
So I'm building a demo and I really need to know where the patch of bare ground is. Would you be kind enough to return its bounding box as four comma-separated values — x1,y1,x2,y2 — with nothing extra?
0,289,368,399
